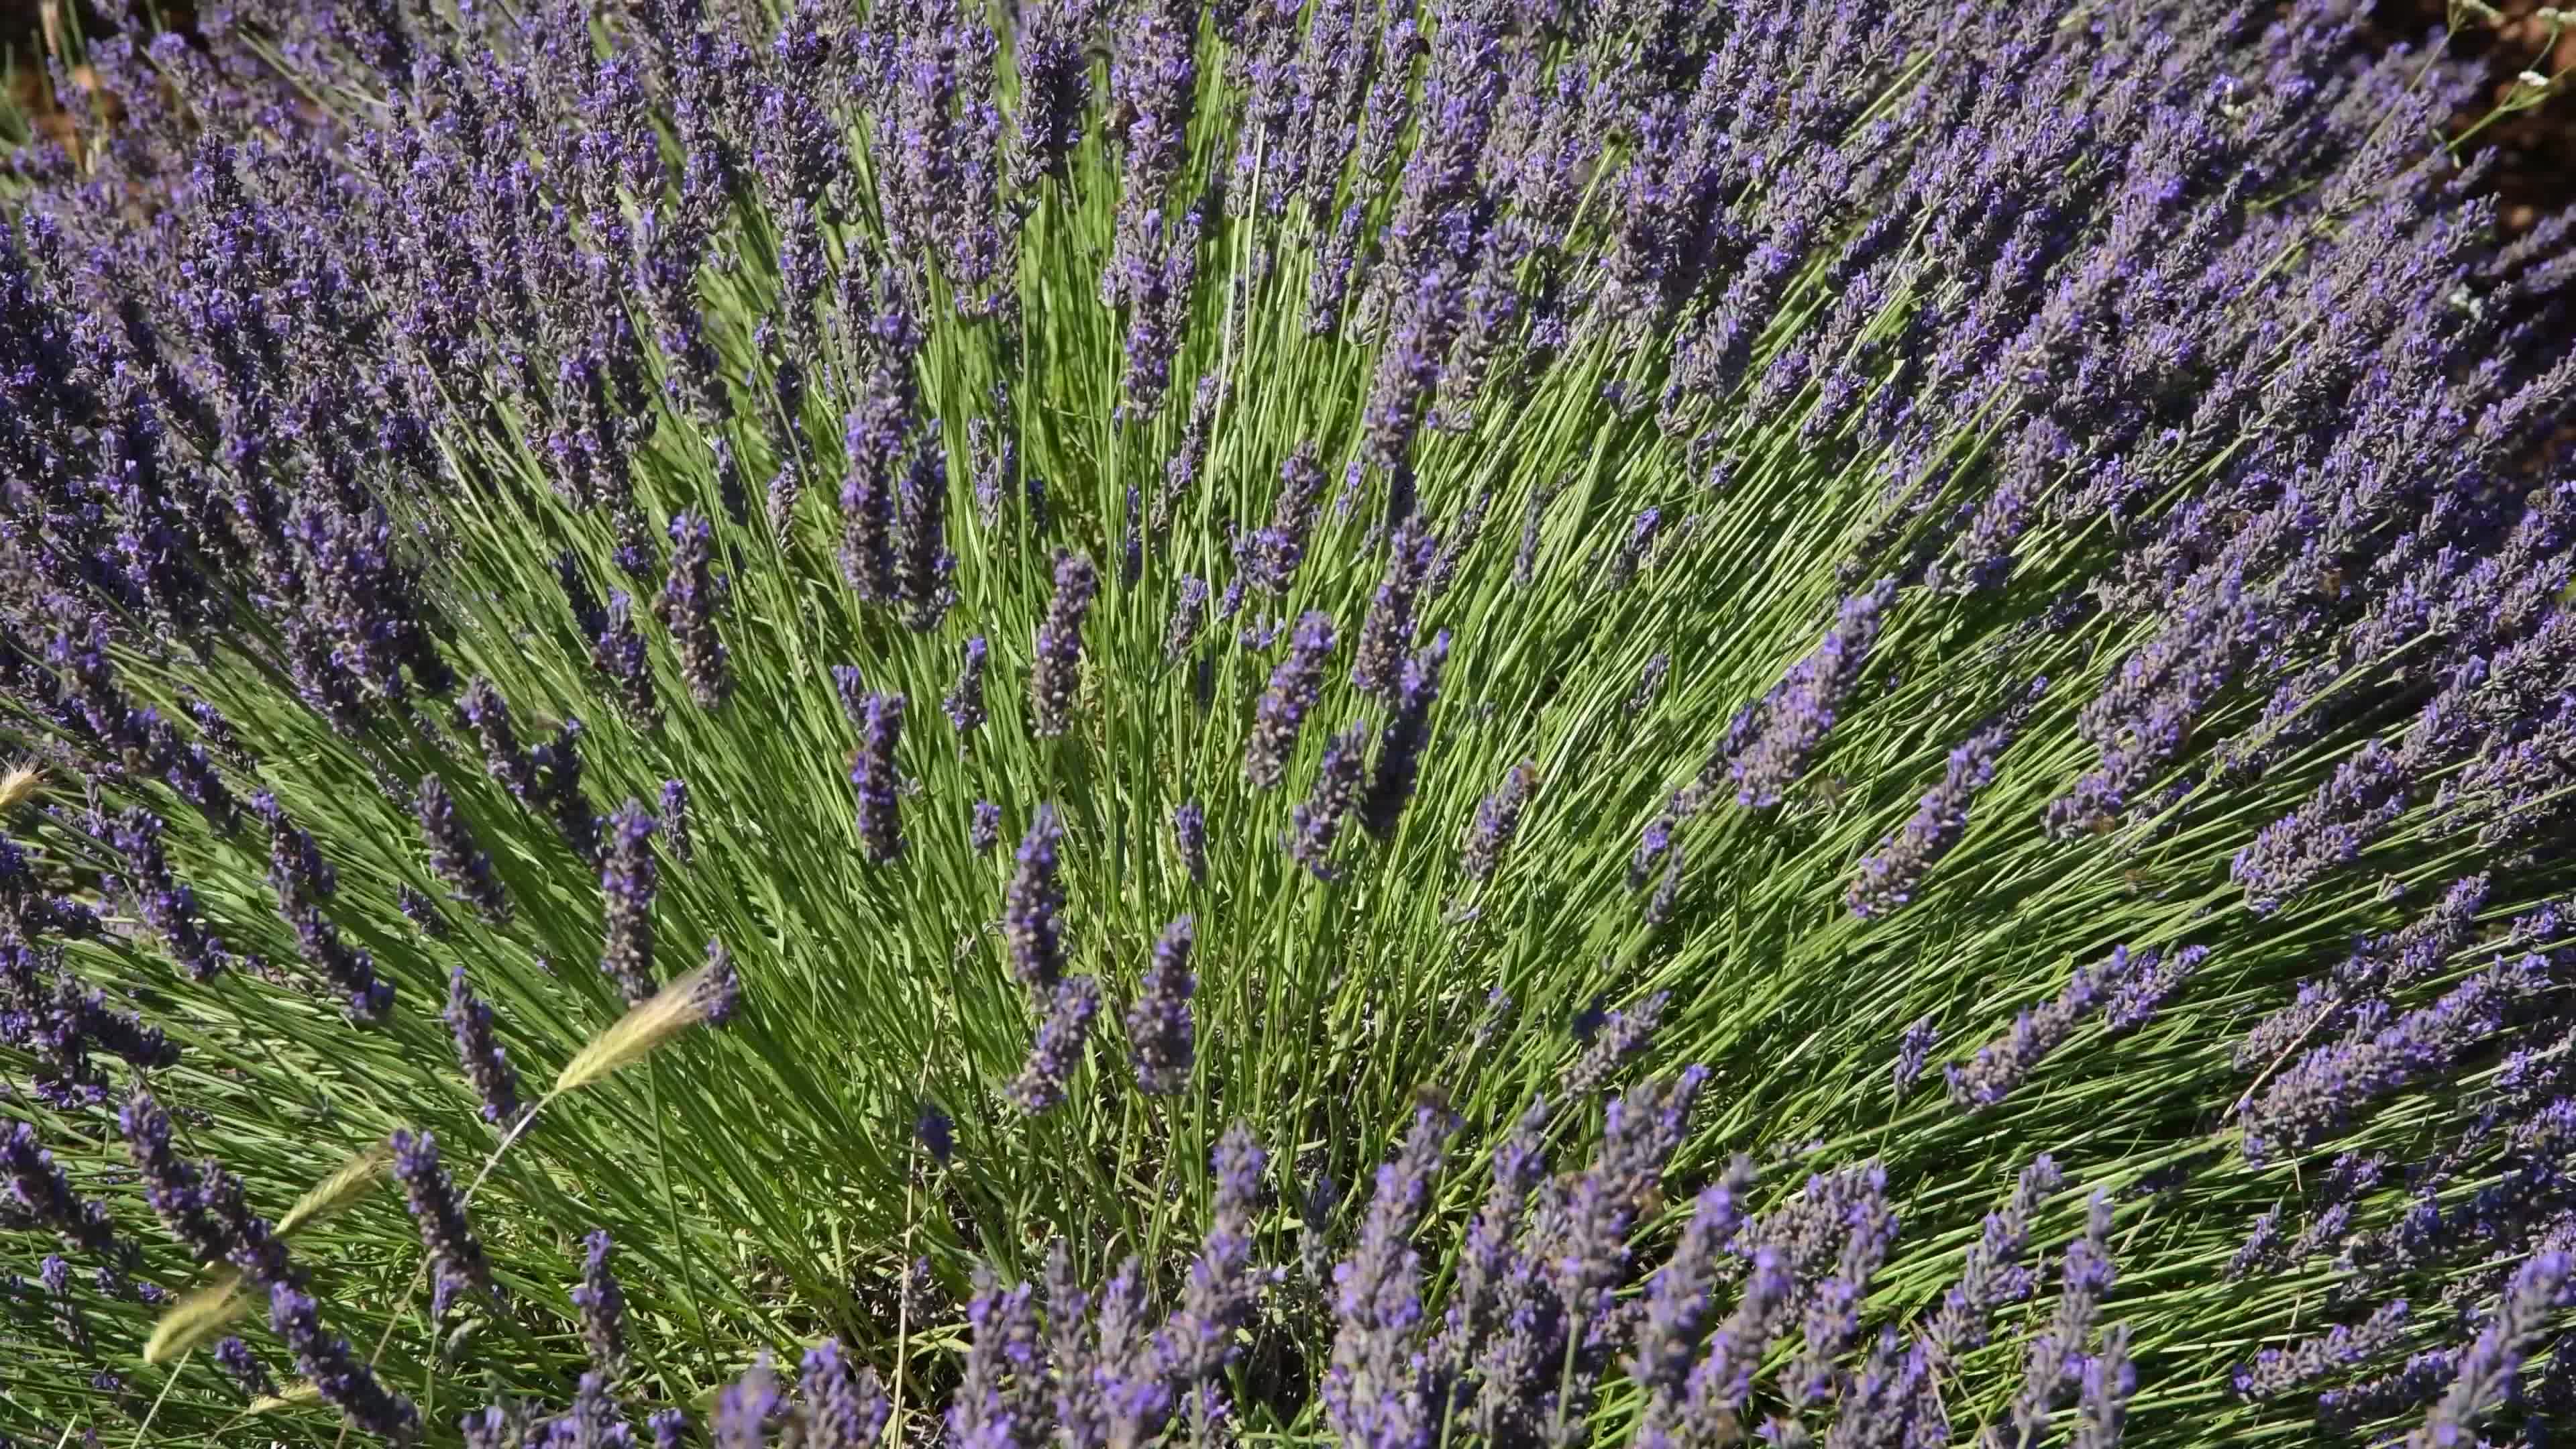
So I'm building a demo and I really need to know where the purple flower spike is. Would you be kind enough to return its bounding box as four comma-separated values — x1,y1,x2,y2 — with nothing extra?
1927,1155,2063,1362
851,692,907,865
1004,805,1067,990
660,778,694,867
417,776,510,926
572,1229,625,1377
1945,952,2116,1110
268,1281,421,1443
947,636,991,738
659,511,731,708
971,800,1003,855
390,1129,500,1318
1287,727,1371,880
445,967,523,1127
1324,1103,1458,1449
1247,612,1336,790
1358,631,1450,838
800,1338,891,1449
1174,799,1208,884
2004,1193,2118,1448
1010,975,1101,1114
1729,582,1896,810
600,801,660,1004
1127,916,1197,1094
1461,761,1536,883
1848,712,2020,918
1030,551,1099,739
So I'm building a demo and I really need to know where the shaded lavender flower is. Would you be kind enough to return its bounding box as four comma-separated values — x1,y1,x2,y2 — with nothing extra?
1004,805,1067,990
1126,915,1197,1093
391,1129,500,1318
799,1339,890,1449
117,1091,233,1266
213,1336,274,1400
572,1229,625,1377
2226,1207,2284,1282
1358,632,1450,838
1848,709,2023,918
1287,727,1371,880
417,775,511,925
1945,953,2115,1110
1892,1018,1940,1098
2103,946,2206,1036
946,636,991,738
1461,761,1536,883
851,692,906,864
949,1271,1041,1449
3,1122,131,1267
1008,0,1095,190
2406,1257,2573,1446
917,1108,956,1167
661,778,694,866
971,800,1003,854
2073,1324,2135,1449
445,967,523,1127
1562,991,1670,1095
1030,551,1099,738
268,1281,421,1443
108,810,228,981
1730,582,1897,810
1174,799,1207,885
2233,1300,2408,1401
1788,1163,1901,1405
1166,577,1210,660
1629,653,1672,718
2231,741,2412,914
460,678,537,804
1927,1156,2063,1362
600,801,660,1004
2001,1193,2118,1449
1161,1125,1269,1391
658,511,731,708
2243,966,2526,1163
1682,1246,1799,1432
1630,1158,1762,1448
1631,811,1677,892
1247,612,1336,790
1010,975,1101,1114
698,937,743,1027
593,591,663,731
716,1353,785,1449
1352,521,1438,697
1325,1103,1458,1449
1240,444,1332,595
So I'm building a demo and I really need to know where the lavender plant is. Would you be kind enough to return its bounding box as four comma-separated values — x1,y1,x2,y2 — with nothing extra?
1,0,2575,1445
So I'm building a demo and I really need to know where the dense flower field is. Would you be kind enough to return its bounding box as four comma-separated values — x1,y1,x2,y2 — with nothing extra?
3,0,2575,1444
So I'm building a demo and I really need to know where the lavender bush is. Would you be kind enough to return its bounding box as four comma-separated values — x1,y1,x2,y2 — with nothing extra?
1,0,2574,1445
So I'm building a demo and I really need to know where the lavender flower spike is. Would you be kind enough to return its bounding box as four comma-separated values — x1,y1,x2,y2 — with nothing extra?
390,1129,500,1317
659,511,731,708
946,635,990,738
1287,727,1370,879
1945,953,2114,1110
1248,612,1337,790
600,801,660,1004
417,775,511,924
445,967,523,1126
1030,551,1099,738
1127,915,1197,1093
851,692,906,864
268,1281,421,1443
2408,1252,2572,1448
1358,631,1451,838
1324,1103,1458,1449
1004,804,1067,989
1731,581,1896,810
1461,761,1536,883
1174,799,1208,884
572,1229,625,1377
1848,713,2018,918
1010,974,1102,1114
